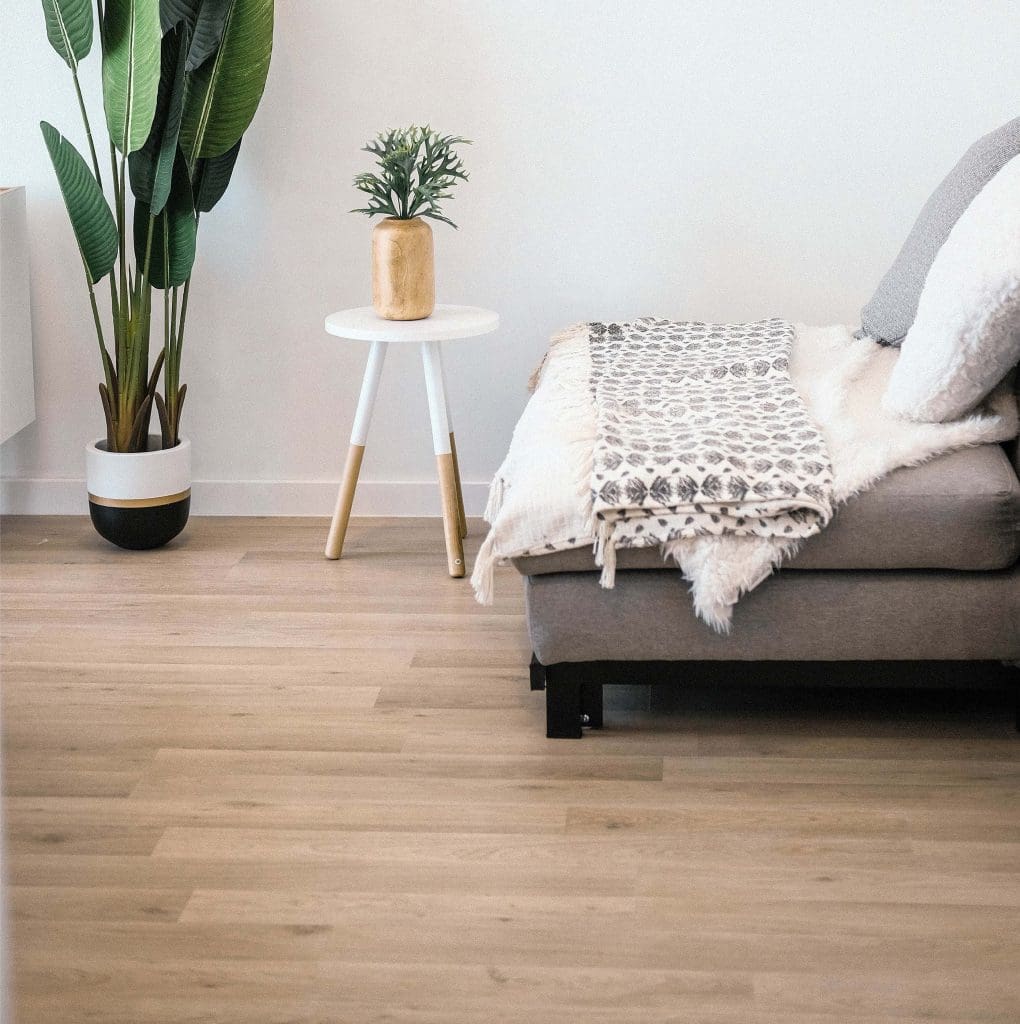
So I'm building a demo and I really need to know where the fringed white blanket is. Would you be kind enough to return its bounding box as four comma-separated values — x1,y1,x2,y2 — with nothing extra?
472,323,1018,632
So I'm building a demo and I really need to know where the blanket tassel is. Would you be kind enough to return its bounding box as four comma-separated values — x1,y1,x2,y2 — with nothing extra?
470,533,498,606
593,519,617,589
527,322,588,392
483,475,505,524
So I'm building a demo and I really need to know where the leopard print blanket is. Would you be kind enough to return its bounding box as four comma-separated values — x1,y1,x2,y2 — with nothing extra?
587,318,834,579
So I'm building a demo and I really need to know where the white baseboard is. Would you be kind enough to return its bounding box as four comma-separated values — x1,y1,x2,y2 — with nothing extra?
0,477,492,517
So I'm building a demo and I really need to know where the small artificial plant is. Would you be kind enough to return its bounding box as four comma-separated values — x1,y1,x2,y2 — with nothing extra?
352,126,470,228
39,0,274,452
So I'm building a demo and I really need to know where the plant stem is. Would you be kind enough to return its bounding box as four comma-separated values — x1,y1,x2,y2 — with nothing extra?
127,215,155,428
110,142,124,376
176,276,190,364
86,278,115,399
170,284,179,366
98,382,115,446
117,154,128,328
70,70,102,188
174,278,190,402
169,284,179,415
163,273,171,419
169,277,190,442
65,22,121,430
140,215,154,299
163,242,175,445
115,153,130,445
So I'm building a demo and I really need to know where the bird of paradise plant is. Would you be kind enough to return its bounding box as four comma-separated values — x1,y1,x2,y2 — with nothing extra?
40,0,274,451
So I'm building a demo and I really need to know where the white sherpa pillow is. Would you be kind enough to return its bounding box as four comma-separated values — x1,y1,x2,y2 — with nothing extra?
882,152,1020,422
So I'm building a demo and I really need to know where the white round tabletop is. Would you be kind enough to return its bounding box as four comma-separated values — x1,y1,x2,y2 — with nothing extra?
324,304,499,343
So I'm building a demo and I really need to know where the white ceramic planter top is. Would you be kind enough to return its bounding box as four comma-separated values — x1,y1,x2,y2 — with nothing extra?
324,304,499,343
85,436,191,500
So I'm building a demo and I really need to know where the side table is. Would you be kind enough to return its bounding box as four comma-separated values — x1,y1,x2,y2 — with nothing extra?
323,304,499,577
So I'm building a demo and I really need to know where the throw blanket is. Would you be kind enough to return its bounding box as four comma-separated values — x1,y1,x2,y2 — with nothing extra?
473,323,1018,631
586,319,834,585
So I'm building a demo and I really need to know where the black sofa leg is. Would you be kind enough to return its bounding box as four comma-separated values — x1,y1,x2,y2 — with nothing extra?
1005,660,1020,733
582,678,604,729
529,653,546,691
544,663,605,738
545,664,584,739
1014,671,1020,734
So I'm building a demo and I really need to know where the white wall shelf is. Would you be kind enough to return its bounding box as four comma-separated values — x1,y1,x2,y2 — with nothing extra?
0,186,35,445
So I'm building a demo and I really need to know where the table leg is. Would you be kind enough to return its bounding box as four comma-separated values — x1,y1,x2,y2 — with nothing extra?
448,433,468,537
421,339,466,577
325,340,387,560
440,353,468,538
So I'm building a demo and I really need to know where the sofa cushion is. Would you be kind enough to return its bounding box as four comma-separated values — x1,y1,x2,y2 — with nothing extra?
858,116,1020,347
512,443,1020,575
883,156,1020,422
525,564,1020,663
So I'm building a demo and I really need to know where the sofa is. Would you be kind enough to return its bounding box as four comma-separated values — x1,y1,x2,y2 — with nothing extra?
516,438,1020,737
503,117,1020,738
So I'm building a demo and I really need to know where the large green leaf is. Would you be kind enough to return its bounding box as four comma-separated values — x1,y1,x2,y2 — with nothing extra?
179,0,273,162
40,0,93,70
192,138,240,213
129,22,188,214
102,0,162,155
159,0,228,68
185,0,230,70
159,0,198,32
41,121,118,284
135,151,196,289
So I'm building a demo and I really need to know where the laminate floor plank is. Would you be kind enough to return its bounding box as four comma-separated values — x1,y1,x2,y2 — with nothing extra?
3,515,1018,1023
10,853,639,897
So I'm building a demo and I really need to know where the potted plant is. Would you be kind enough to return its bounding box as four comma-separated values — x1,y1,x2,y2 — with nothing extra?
353,126,470,320
39,0,273,549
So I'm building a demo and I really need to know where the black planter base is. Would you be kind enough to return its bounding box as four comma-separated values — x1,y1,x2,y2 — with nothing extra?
89,496,190,550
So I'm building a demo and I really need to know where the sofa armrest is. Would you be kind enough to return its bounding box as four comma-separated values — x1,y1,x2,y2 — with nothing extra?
1012,378,1020,477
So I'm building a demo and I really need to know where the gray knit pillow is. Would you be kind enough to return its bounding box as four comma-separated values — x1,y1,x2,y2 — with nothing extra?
858,116,1020,347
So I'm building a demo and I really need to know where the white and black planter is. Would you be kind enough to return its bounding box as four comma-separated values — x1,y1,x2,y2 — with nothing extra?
85,436,191,550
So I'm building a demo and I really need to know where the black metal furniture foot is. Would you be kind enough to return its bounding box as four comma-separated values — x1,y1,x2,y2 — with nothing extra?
529,652,546,691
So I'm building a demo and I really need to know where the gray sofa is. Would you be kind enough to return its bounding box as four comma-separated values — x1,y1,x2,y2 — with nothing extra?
516,440,1020,737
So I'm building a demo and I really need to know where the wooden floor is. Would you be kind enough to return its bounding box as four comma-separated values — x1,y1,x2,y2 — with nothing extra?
2,515,1019,1024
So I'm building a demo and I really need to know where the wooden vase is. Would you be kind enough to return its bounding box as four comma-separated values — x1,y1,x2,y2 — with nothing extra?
372,217,435,320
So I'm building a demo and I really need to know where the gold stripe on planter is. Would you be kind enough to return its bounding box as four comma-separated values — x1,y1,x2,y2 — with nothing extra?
87,488,191,509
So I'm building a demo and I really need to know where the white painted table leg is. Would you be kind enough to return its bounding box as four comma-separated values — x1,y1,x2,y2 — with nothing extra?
421,339,465,577
325,340,387,560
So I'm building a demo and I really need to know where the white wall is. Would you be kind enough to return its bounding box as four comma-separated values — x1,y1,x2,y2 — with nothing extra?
2,0,1017,515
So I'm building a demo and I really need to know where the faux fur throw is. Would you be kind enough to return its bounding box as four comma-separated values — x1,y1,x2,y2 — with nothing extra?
472,323,1018,631
586,319,834,582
